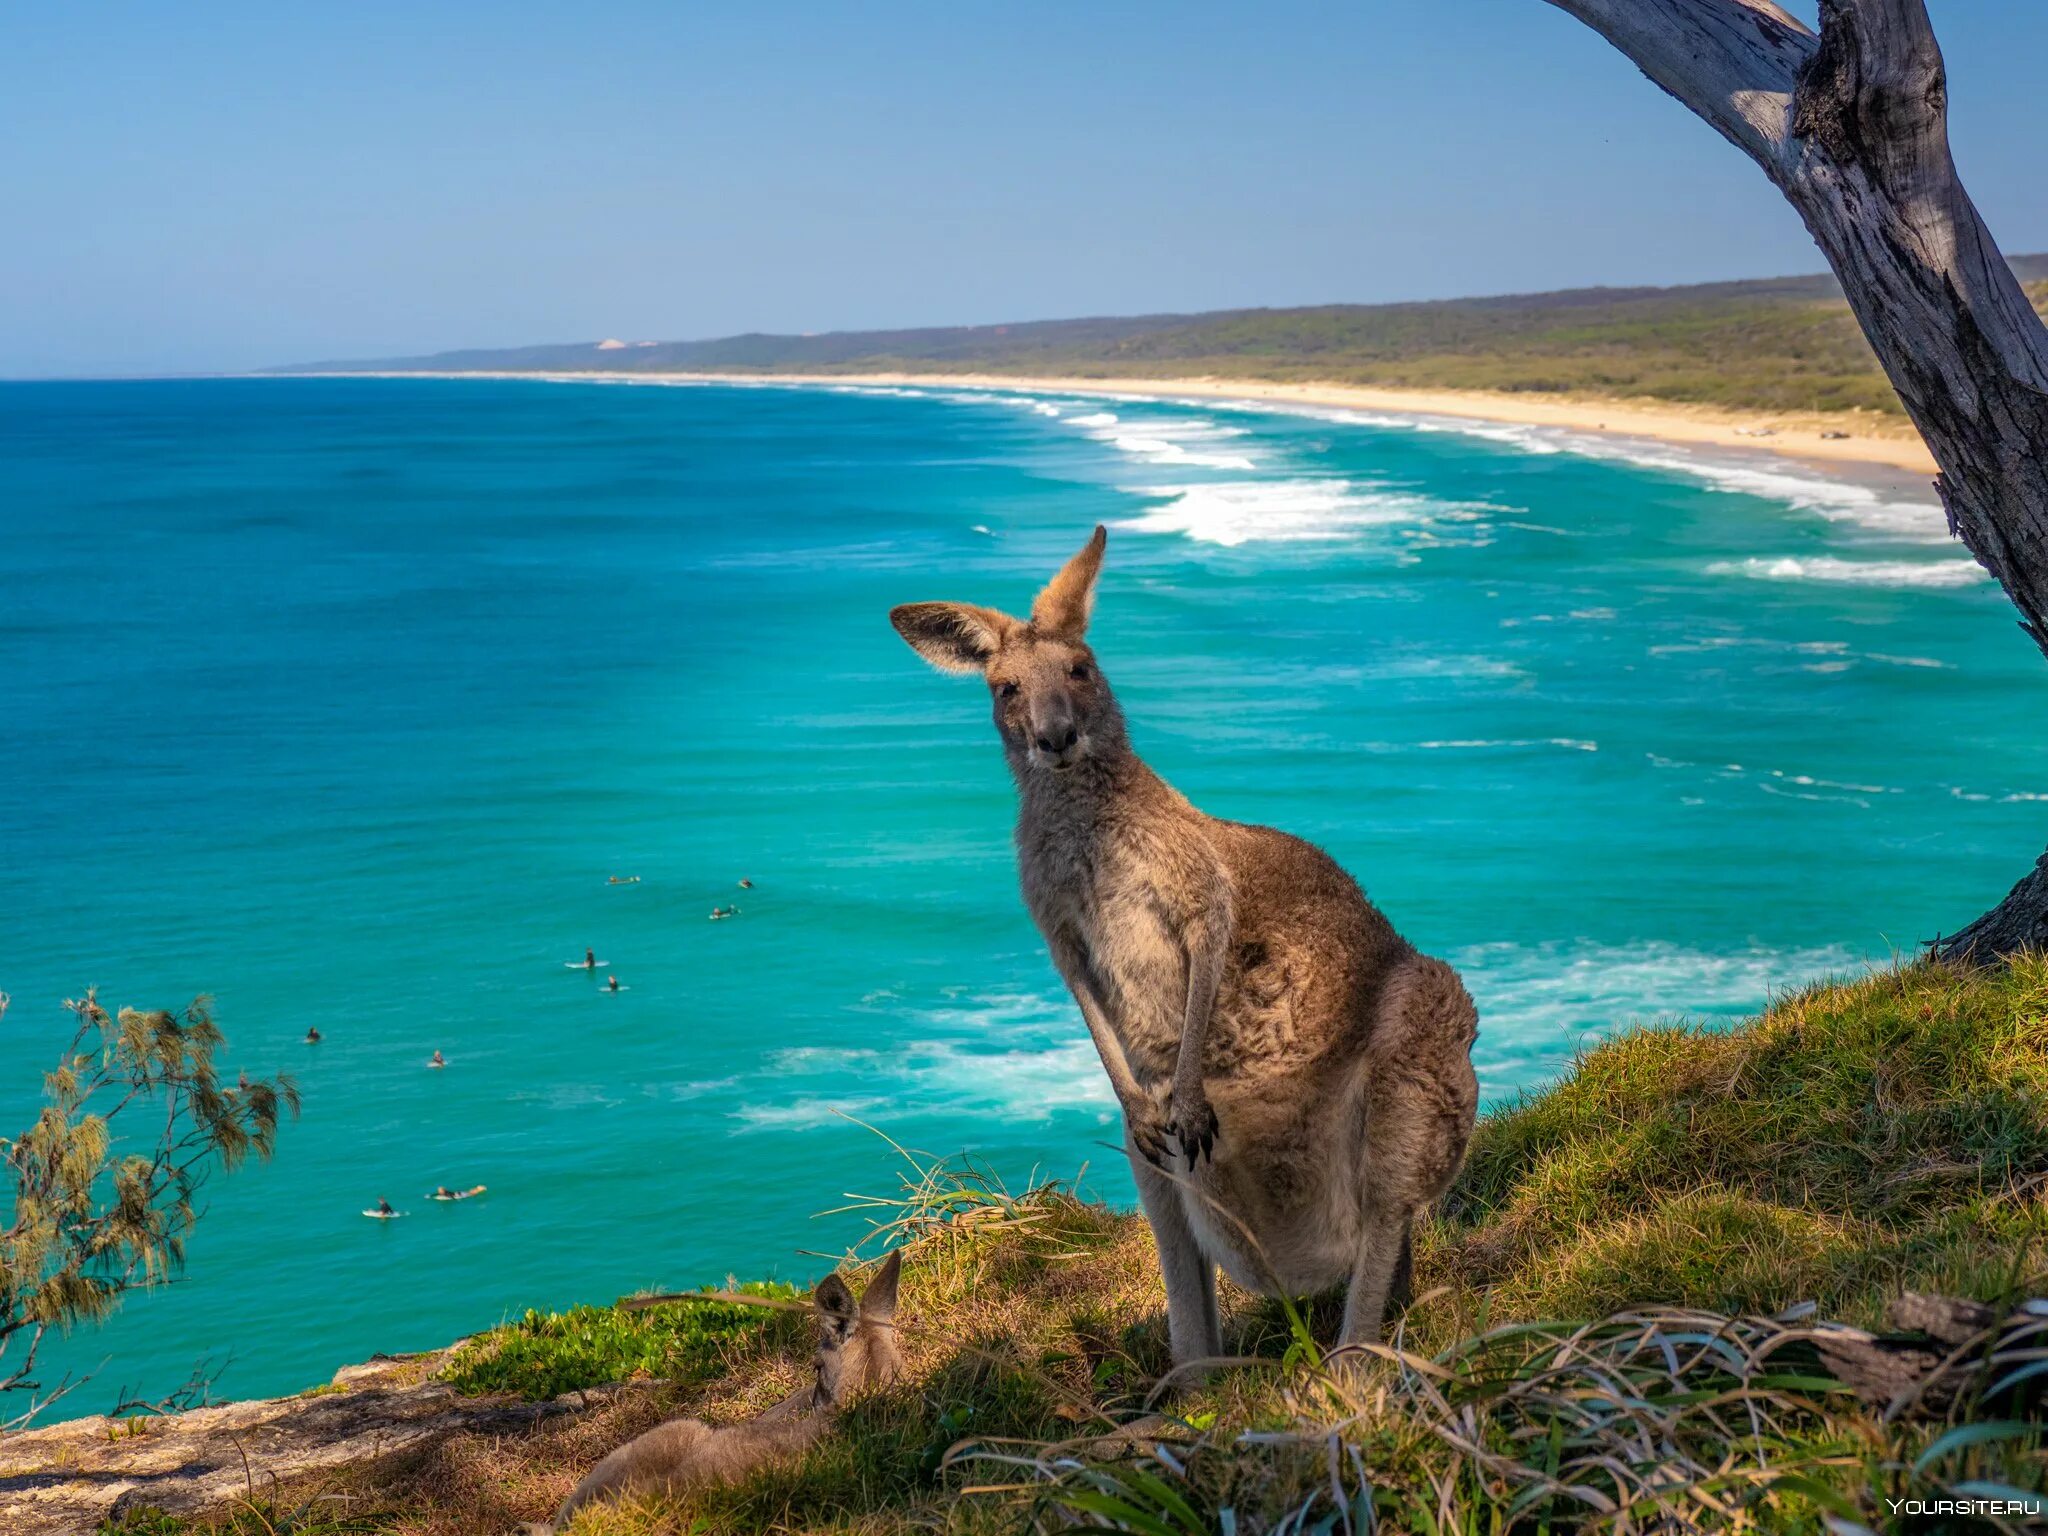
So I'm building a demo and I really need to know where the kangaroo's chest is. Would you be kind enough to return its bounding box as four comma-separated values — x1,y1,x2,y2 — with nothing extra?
1020,831,1186,1066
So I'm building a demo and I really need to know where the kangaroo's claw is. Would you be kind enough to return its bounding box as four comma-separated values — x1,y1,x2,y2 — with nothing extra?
1171,1096,1220,1170
1127,1098,1172,1166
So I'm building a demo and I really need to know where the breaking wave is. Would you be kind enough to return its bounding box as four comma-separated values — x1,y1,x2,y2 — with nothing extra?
1115,478,1499,548
1457,939,1876,1102
1707,556,1988,588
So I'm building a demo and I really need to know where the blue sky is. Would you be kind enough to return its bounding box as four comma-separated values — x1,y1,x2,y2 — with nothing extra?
3,1,2043,376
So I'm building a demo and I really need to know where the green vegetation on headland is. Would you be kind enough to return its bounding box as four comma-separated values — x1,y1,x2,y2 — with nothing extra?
101,959,2046,1534
275,257,2048,419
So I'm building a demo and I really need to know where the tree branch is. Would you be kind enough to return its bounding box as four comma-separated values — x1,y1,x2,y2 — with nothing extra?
1543,0,1814,167
1791,0,2048,391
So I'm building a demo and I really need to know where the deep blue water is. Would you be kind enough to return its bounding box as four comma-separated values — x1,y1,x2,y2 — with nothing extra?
3,375,2042,1410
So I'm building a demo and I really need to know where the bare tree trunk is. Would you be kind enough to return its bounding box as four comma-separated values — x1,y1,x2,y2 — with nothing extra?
1546,0,2048,962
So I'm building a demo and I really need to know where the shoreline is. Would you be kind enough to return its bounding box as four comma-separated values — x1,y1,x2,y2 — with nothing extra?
291,368,1941,482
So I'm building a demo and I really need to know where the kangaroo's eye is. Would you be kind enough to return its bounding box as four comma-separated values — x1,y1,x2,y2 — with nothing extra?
1069,663,1090,681
997,681,1019,698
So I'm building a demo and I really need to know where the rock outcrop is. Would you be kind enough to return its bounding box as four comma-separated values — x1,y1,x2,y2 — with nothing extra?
0,1349,605,1535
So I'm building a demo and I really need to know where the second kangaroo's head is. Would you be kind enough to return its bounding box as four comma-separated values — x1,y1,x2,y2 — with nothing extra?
810,1248,903,1410
891,526,1125,777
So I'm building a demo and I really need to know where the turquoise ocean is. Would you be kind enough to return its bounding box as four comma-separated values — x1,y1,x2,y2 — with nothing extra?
4,376,2044,1410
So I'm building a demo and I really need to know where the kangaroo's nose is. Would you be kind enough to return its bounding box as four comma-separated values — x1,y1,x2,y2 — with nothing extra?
1036,725,1079,754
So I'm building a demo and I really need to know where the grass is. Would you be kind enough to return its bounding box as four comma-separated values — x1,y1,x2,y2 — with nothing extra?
1424,958,2048,1332
441,1281,804,1402
101,959,2047,1534
102,1504,388,1535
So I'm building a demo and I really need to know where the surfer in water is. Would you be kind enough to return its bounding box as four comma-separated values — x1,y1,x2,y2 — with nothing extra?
429,1050,446,1069
305,1026,322,1044
584,947,597,970
375,1196,395,1217
607,974,621,992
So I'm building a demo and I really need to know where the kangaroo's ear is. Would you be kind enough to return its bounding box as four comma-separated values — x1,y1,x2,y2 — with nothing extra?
890,602,1013,674
1030,525,1107,641
857,1249,902,1325
814,1271,859,1344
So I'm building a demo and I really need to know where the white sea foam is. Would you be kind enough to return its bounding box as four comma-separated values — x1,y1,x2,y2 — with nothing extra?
1361,654,1528,682
1417,738,1598,753
732,1096,889,1130
1105,434,1258,470
905,1038,1116,1118
1116,478,1500,548
1707,556,1988,589
1233,386,1951,548
1545,437,1952,542
1147,392,1950,543
734,989,1112,1129
1456,939,1875,1099
1642,753,1901,807
1948,783,2048,805
1068,411,1258,470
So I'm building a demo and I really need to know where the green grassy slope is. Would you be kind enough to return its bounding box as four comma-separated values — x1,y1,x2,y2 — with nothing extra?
280,258,2048,418
112,959,2048,1534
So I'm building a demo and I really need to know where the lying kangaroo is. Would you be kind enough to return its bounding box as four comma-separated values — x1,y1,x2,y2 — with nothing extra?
892,527,1478,1364
534,1251,901,1532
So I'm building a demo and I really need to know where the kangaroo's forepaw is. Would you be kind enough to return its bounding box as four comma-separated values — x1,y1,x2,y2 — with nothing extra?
1170,1094,1219,1169
1126,1098,1172,1167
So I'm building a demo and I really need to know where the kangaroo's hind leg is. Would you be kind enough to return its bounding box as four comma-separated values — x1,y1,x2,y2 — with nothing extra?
1128,1142,1222,1369
1338,1203,1411,1352
1339,955,1478,1352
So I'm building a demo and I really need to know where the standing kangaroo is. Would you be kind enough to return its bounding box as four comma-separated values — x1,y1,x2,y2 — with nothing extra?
891,528,1478,1364
534,1252,901,1532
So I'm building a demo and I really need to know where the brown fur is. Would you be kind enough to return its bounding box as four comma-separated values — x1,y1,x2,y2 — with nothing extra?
535,1252,901,1532
892,528,1479,1364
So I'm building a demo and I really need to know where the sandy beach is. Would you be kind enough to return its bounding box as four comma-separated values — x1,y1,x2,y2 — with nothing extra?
327,367,1941,481
671,372,1942,479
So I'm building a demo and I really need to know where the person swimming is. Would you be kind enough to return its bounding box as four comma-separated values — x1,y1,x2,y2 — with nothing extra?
305,1027,322,1044
607,974,620,992
429,1050,446,1069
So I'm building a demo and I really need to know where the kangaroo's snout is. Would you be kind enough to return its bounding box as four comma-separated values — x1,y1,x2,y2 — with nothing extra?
1034,725,1079,753
1031,710,1082,768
